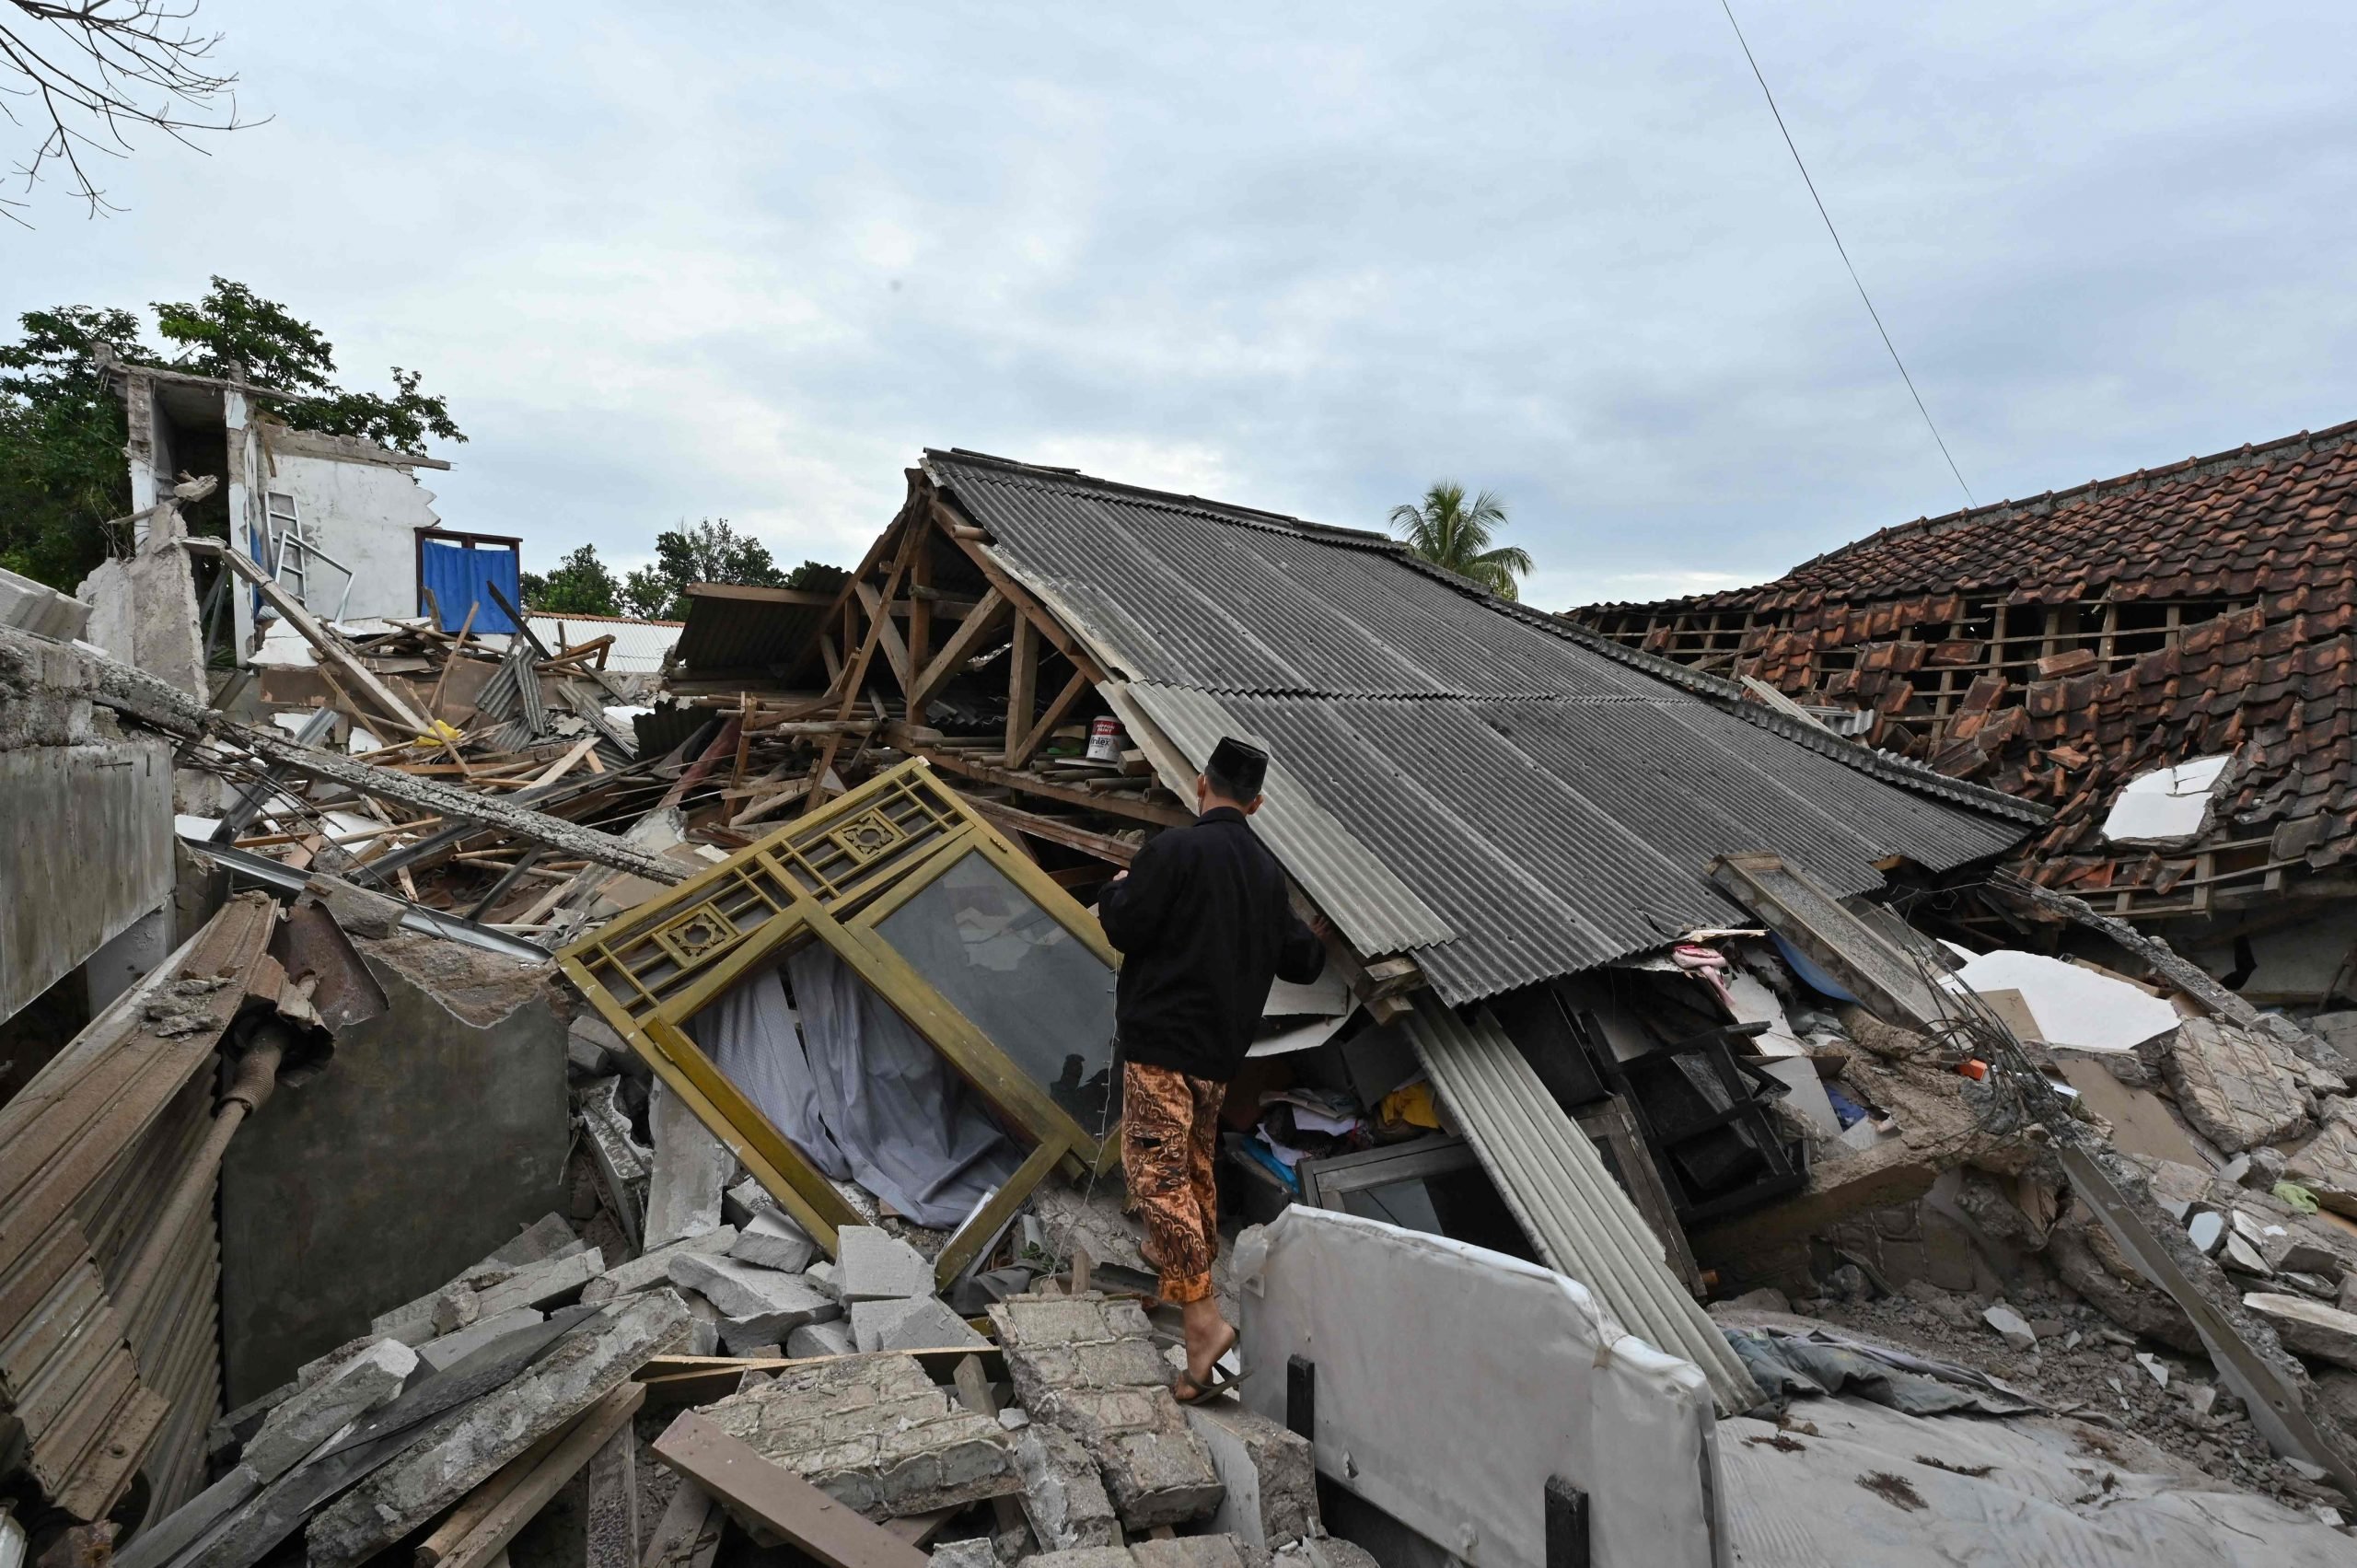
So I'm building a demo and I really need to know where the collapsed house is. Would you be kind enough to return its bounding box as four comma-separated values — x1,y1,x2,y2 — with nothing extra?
9,439,2357,1567
1570,420,2357,1006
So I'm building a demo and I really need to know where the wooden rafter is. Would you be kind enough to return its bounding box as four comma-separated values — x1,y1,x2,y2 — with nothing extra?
1007,665,1093,770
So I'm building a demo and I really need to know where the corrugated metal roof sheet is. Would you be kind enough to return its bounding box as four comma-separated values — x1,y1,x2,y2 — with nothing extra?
924,450,2034,1001
1109,681,1453,957
673,584,834,676
527,613,679,673
1399,997,1760,1412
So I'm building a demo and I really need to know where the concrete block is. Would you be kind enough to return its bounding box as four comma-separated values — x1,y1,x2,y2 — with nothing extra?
2288,1097,2357,1218
701,1352,1019,1519
723,1176,777,1228
787,1320,855,1359
840,1225,935,1302
2164,1017,2311,1153
0,563,92,640
307,1291,691,1568
644,1078,732,1249
720,1277,846,1355
1184,1403,1318,1549
244,1338,418,1482
732,1210,818,1274
581,1227,738,1304
491,1213,583,1268
991,1294,1223,1530
418,1308,546,1374
467,1248,607,1320
2244,1292,2357,1370
852,1297,990,1353
680,1290,722,1357
1023,1551,1136,1568
1133,1539,1249,1568
805,1259,842,1300
1016,1423,1122,1551
668,1251,838,1325
930,1541,999,1568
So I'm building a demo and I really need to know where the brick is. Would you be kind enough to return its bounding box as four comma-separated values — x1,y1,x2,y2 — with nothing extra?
243,1338,417,1481
732,1211,818,1274
668,1252,836,1324
700,1353,1018,1519
852,1297,989,1353
2163,1018,2310,1153
990,1294,1222,1529
840,1225,935,1302
582,1227,738,1304
1016,1423,1121,1551
1184,1403,1318,1549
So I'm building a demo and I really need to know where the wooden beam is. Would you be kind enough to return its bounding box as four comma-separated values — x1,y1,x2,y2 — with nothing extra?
906,543,934,683
904,589,1010,714
926,496,1102,677
965,798,1137,865
187,537,431,732
1006,666,1092,770
853,582,913,694
526,734,603,789
912,746,1192,827
415,1423,574,1566
806,519,926,814
434,1382,647,1568
1004,614,1038,760
650,1411,928,1568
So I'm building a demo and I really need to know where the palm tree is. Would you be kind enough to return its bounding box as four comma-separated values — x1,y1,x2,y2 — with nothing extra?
1387,481,1533,600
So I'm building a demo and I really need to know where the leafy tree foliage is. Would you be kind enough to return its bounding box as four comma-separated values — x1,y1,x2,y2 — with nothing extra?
519,543,621,616
0,277,463,590
1387,481,1533,600
618,518,787,621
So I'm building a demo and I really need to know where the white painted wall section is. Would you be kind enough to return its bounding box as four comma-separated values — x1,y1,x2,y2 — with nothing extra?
256,447,440,622
1234,1206,1724,1568
2100,754,2234,843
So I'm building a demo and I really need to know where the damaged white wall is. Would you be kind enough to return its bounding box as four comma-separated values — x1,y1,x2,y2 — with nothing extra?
252,426,445,626
1234,1206,1726,1568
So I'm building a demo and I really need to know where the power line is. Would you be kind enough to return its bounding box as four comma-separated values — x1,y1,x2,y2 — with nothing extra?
1718,1,1975,507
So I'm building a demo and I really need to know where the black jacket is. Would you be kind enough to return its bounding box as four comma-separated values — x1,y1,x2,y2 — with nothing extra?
1097,807,1327,1083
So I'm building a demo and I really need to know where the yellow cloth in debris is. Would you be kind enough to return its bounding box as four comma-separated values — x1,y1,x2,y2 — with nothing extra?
413,719,463,747
1379,1080,1443,1132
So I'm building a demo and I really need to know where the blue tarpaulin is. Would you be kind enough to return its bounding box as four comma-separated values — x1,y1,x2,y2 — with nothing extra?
419,536,521,633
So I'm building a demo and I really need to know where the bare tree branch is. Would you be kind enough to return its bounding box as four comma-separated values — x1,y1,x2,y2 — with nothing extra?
0,0,261,226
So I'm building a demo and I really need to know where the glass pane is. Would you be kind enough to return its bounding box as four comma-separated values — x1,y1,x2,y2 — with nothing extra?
875,849,1120,1130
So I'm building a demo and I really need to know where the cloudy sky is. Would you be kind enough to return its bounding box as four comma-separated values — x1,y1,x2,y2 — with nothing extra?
9,2,2357,609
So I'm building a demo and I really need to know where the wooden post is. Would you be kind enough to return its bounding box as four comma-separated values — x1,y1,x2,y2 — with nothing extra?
1005,614,1037,760
1543,1476,1591,1568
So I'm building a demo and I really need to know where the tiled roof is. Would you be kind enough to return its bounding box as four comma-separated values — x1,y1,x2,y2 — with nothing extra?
1566,420,2357,904
926,449,2034,1001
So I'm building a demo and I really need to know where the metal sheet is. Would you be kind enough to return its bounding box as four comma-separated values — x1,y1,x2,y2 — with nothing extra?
672,586,833,677
1399,996,1760,1414
1111,681,1452,957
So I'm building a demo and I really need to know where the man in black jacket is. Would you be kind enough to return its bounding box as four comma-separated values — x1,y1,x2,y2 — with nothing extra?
1097,737,1326,1400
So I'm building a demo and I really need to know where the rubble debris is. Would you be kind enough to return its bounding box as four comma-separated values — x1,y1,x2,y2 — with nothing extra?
2245,1295,2357,1372
1980,1304,2038,1354
851,1297,992,1354
840,1225,941,1305
1182,1402,1318,1550
732,1211,819,1274
990,1293,1224,1530
2288,1098,2357,1217
240,1339,416,1482
580,1228,738,1303
2164,1017,2314,1153
1013,1423,1123,1552
666,1253,839,1338
644,1080,731,1250
695,1354,1020,1518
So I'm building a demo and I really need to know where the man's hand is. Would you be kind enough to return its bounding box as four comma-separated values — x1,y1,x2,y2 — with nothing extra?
1110,869,1129,883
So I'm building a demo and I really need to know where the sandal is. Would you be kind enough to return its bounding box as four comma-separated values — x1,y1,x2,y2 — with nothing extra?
1172,1365,1249,1404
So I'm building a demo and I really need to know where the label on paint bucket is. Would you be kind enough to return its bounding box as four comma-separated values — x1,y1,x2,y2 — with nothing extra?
1086,716,1123,762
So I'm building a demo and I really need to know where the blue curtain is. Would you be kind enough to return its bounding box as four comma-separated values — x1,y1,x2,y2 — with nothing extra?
418,538,521,633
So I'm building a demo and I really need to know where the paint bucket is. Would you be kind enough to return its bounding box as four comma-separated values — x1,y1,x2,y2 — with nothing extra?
1086,716,1123,762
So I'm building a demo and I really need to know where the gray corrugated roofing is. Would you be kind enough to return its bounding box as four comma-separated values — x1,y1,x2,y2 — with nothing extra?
1108,681,1454,958
1399,997,1761,1412
924,449,2037,1001
673,585,834,676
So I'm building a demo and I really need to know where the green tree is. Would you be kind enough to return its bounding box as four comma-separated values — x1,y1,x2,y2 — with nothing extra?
619,518,788,620
1387,481,1533,601
520,543,621,616
0,279,464,590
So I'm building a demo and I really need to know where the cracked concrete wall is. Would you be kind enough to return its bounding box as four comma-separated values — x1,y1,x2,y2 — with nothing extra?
218,931,569,1402
256,434,443,624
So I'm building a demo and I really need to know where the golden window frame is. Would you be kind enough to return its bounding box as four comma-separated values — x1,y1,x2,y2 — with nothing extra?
558,758,1122,1286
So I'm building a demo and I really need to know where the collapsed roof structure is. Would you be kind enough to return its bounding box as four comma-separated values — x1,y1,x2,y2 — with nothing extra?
13,428,2357,1568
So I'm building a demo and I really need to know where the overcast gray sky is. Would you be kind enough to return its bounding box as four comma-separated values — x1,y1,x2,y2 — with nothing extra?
9,2,2356,609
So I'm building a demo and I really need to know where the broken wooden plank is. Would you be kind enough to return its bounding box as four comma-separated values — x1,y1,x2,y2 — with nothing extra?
904,588,1010,714
639,1480,723,1568
650,1411,927,1568
415,1423,574,1567
964,797,1137,866
424,1382,646,1568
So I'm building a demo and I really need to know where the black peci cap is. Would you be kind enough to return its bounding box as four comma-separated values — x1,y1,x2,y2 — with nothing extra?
1208,736,1269,798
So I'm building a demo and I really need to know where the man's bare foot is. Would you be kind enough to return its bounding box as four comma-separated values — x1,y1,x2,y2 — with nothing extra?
1173,1298,1238,1402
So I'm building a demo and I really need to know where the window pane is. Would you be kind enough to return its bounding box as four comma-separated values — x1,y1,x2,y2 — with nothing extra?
875,849,1120,1129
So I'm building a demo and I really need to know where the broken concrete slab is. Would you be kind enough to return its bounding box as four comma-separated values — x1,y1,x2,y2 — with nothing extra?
990,1293,1223,1530
466,1247,607,1320
243,1338,418,1481
731,1211,818,1274
113,1464,261,1568
1182,1402,1318,1550
644,1078,731,1250
1980,1303,2037,1353
306,1291,691,1568
416,1308,546,1374
579,1075,652,1249
668,1251,840,1327
722,1176,777,1229
1015,1423,1122,1551
2163,1016,2312,1154
805,1259,841,1300
680,1290,722,1358
1132,1538,1251,1568
2243,1292,2357,1371
929,1541,1000,1568
840,1226,936,1303
787,1320,855,1359
699,1351,1020,1519
851,1297,991,1354
2288,1096,2357,1217
580,1226,738,1304
1006,1550,1132,1568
